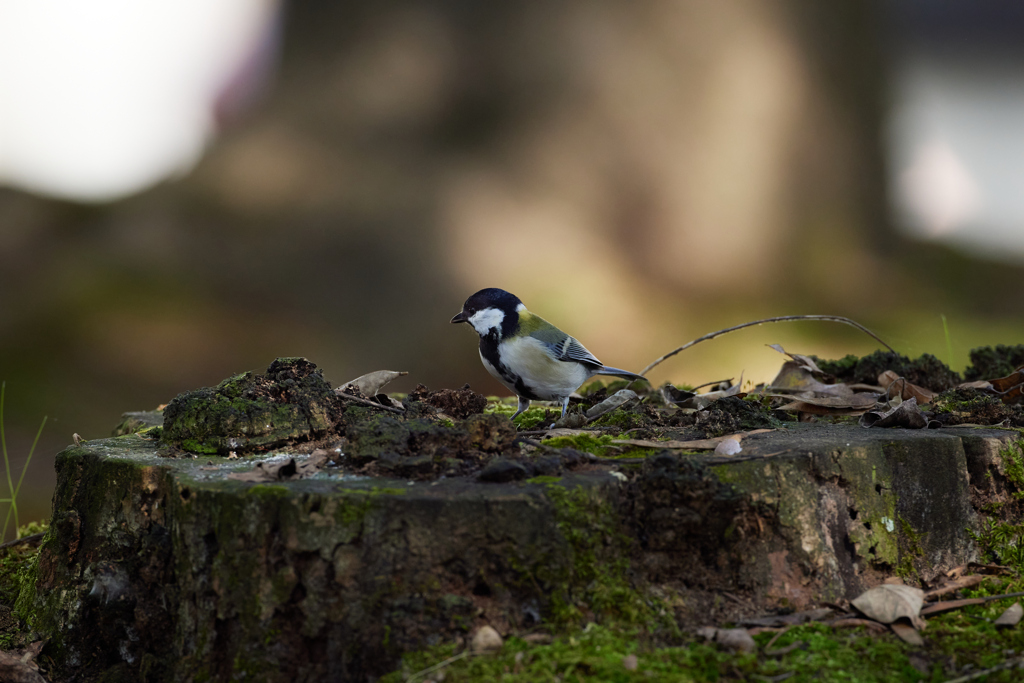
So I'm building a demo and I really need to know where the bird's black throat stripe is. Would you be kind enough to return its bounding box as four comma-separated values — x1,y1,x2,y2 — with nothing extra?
478,332,543,401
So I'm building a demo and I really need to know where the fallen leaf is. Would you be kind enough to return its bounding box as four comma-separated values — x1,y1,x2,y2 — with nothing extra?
661,385,696,405
714,437,742,455
990,366,1024,393
470,625,503,653
890,622,924,646
340,370,408,397
697,627,756,653
773,393,879,412
859,396,931,429
586,389,638,420
988,366,1024,404
995,602,1023,628
767,344,827,376
878,371,936,404
851,584,926,629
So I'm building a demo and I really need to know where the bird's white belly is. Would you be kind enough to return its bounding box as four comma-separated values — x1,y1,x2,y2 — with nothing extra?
496,336,591,400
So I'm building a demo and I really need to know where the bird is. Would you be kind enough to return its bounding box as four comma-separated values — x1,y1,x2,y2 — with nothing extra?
451,288,646,420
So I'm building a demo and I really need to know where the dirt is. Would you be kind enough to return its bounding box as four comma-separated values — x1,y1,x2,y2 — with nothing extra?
813,350,962,391
407,383,488,419
929,387,1024,427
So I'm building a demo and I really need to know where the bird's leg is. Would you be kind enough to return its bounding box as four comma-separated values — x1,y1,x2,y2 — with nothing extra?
560,396,571,416
511,397,531,420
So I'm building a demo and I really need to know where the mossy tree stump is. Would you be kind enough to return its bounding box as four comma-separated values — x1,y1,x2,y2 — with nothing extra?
17,397,1024,681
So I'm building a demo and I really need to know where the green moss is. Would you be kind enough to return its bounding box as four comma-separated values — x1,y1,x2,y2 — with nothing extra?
589,408,650,430
525,475,562,485
999,439,1024,498
162,357,338,455
0,522,48,649
484,399,559,430
387,574,1024,682
542,485,671,632
894,524,921,580
968,517,1024,569
542,433,616,456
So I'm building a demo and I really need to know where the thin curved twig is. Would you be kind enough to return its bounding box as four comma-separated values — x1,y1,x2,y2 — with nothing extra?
639,315,897,377
334,391,405,414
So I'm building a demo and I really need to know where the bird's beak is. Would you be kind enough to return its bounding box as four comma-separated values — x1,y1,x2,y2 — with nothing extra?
451,311,468,324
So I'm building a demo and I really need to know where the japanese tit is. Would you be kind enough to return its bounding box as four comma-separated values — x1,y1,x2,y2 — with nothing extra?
451,288,646,420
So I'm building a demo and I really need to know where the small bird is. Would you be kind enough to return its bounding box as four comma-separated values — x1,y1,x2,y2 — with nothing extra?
451,288,646,420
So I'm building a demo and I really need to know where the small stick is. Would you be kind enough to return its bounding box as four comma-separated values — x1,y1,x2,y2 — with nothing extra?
0,532,45,551
335,391,404,414
941,657,1024,683
639,315,897,378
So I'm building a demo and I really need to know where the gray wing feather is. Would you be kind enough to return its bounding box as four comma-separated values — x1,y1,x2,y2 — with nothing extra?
530,329,603,367
557,336,603,366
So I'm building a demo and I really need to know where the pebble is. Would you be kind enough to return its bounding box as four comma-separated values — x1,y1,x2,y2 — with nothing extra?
470,625,503,653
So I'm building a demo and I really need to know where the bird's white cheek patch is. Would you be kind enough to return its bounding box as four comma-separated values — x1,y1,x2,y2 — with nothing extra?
469,308,504,335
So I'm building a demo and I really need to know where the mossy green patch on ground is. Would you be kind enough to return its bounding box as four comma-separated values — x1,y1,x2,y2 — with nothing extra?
0,521,48,650
162,358,340,455
999,439,1024,498
386,576,1024,683
968,517,1024,569
541,433,615,456
484,399,551,430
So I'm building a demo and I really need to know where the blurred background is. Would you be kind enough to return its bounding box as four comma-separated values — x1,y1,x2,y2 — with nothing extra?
1,0,1023,529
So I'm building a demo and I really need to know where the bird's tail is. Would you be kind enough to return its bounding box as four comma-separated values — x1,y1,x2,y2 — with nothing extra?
593,367,647,384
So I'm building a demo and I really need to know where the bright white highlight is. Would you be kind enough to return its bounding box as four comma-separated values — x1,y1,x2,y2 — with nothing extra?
0,0,278,202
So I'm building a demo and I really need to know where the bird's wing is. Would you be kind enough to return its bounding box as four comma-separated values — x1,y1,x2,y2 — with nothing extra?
555,336,603,367
529,329,603,367
520,311,604,367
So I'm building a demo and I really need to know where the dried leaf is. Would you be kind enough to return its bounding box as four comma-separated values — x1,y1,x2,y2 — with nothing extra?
714,437,742,456
859,396,930,429
661,385,696,405
851,584,926,629
990,366,1024,393
995,602,1023,628
890,622,924,646
470,625,503,653
585,389,638,419
671,381,744,410
767,344,828,375
341,370,408,397
774,392,879,415
878,371,936,404
697,627,756,653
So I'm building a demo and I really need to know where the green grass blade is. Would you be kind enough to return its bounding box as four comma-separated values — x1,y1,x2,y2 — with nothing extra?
942,314,954,368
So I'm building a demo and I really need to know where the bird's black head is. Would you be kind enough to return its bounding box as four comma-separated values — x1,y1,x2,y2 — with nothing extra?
451,288,523,338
